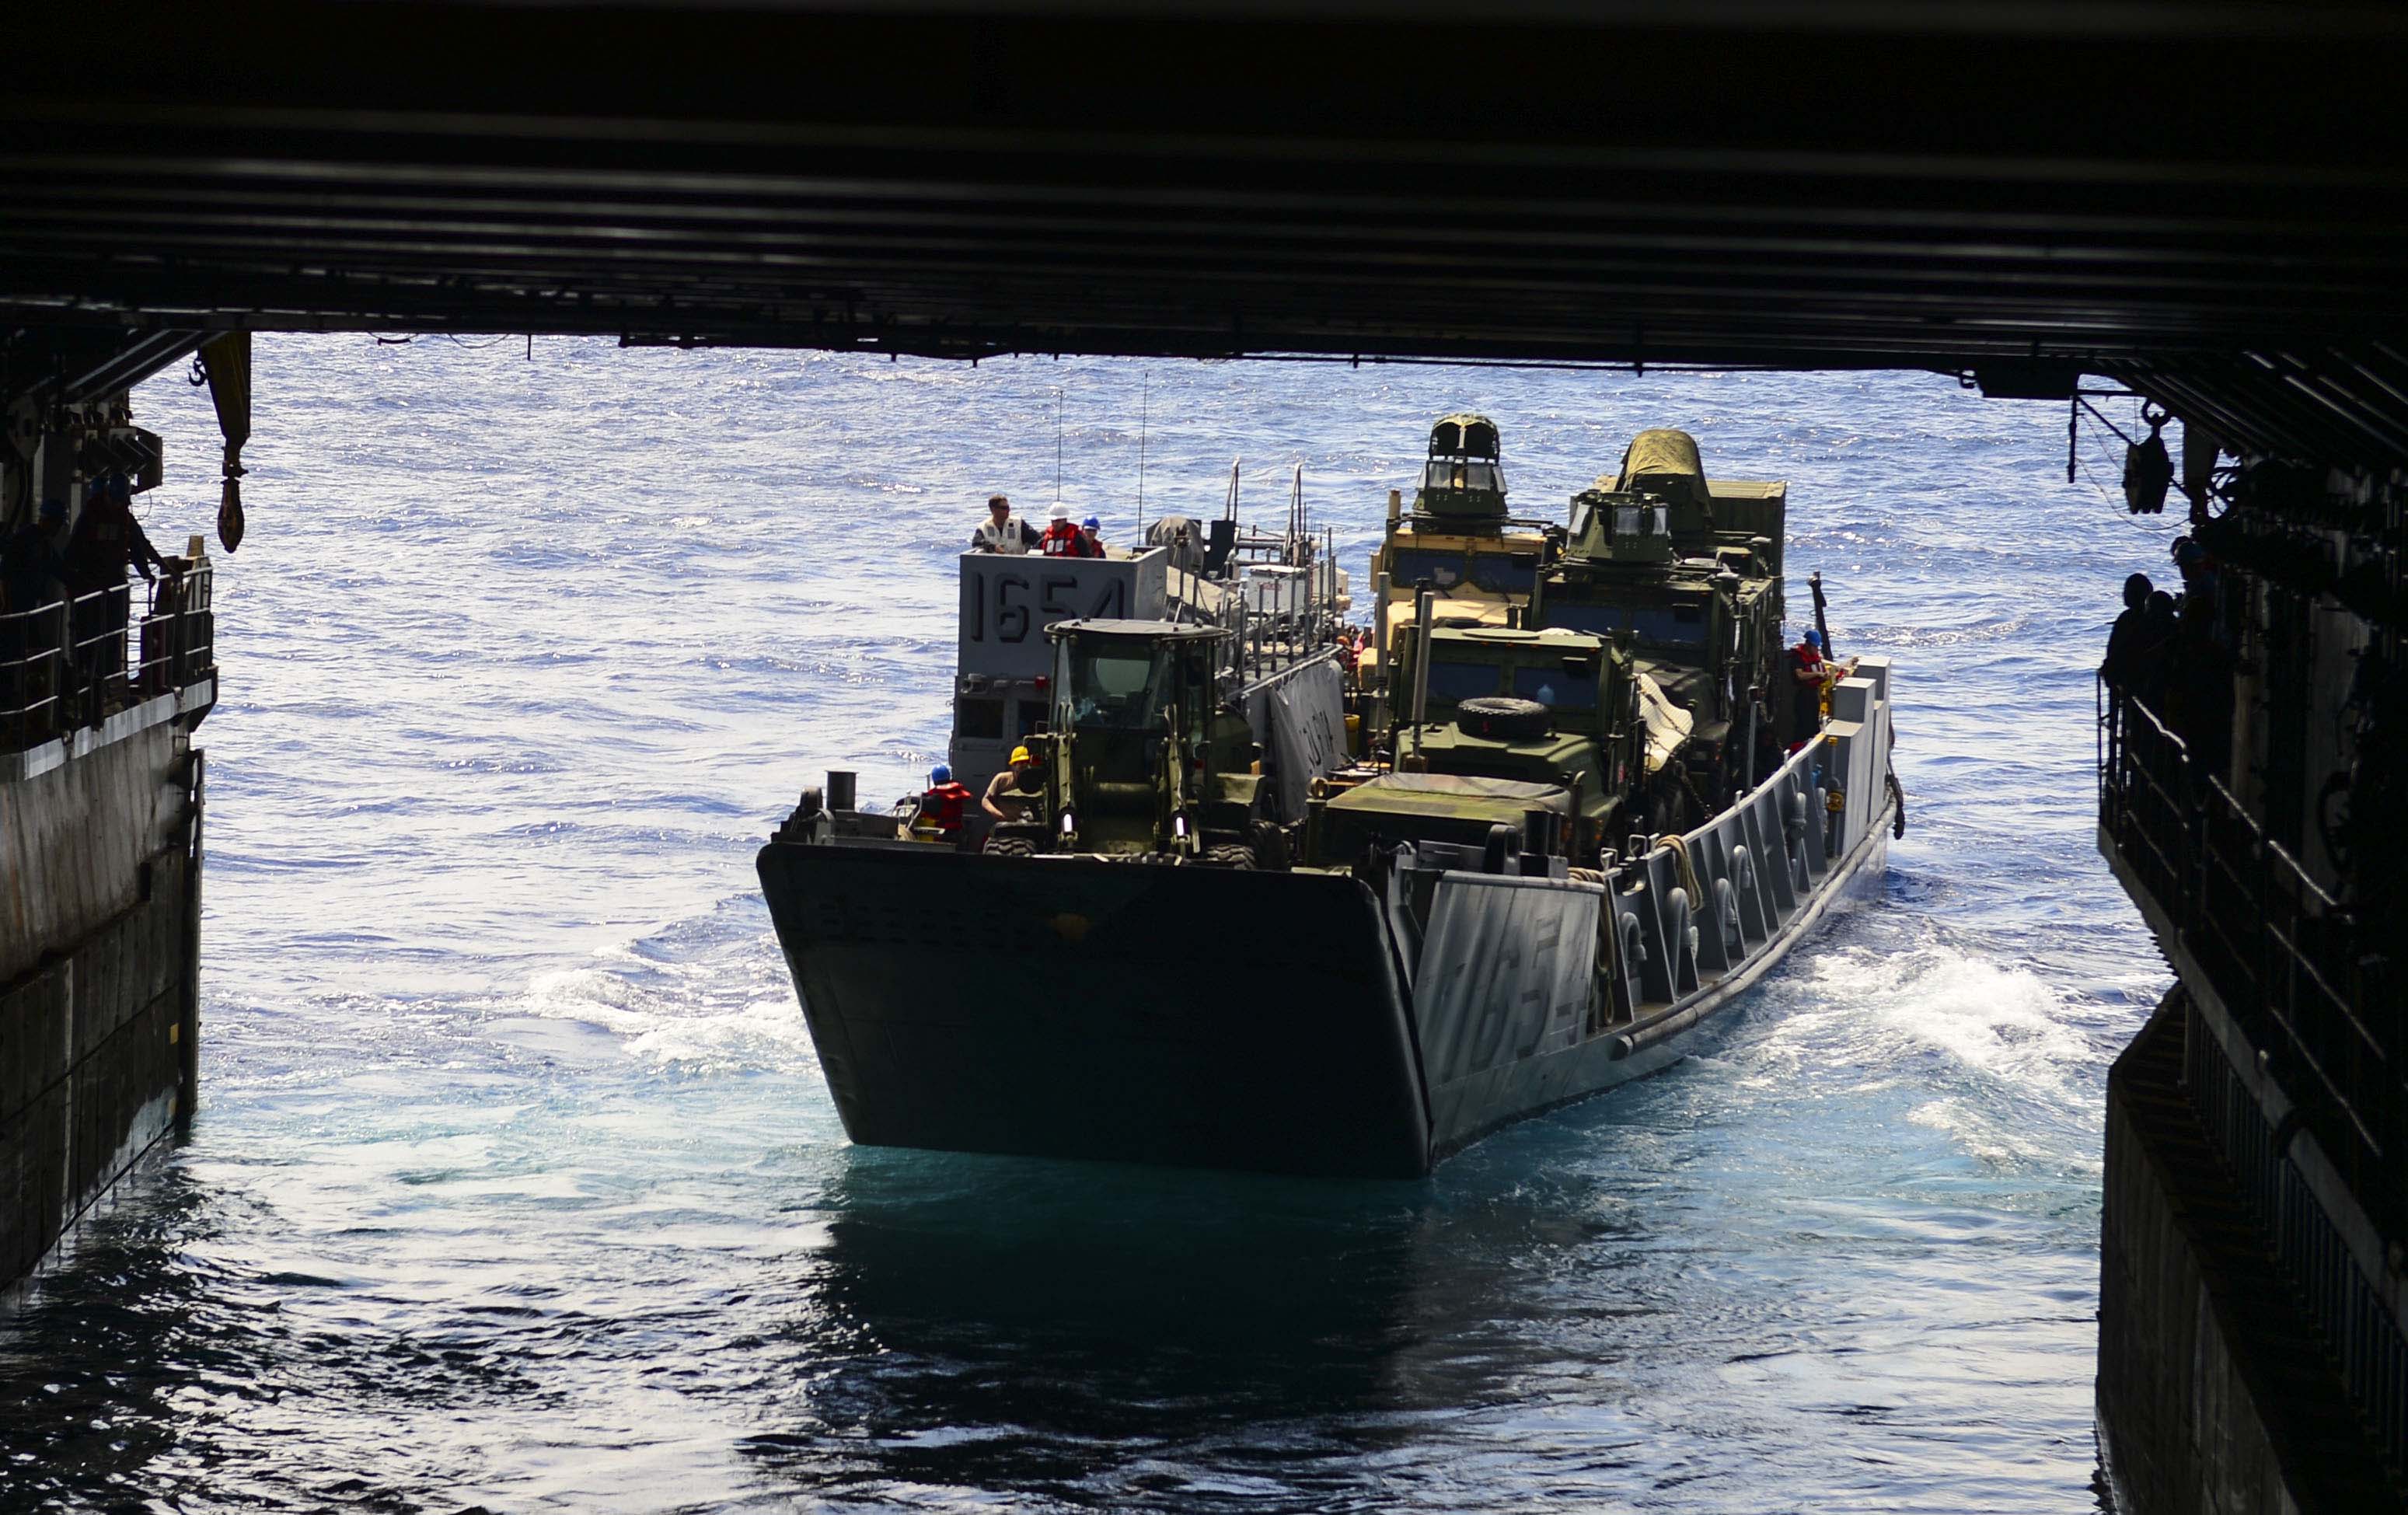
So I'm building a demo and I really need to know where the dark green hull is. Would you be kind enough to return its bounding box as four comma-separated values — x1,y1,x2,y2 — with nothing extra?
756,843,1436,1178
758,707,1897,1181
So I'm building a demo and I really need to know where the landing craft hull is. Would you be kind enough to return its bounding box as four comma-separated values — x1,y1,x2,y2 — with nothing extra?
756,793,1891,1180
755,844,1436,1178
1413,812,1890,1161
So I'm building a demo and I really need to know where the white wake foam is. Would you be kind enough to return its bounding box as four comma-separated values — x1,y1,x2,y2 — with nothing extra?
507,938,815,1076
1743,935,2107,1170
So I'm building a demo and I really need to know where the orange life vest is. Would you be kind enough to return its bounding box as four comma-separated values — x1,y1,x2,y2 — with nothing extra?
921,781,973,835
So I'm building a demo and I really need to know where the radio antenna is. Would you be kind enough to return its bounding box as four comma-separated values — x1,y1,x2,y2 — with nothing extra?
1054,388,1065,504
1136,375,1150,536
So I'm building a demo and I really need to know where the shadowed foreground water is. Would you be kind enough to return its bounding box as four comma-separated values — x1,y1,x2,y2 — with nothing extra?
0,342,2176,1511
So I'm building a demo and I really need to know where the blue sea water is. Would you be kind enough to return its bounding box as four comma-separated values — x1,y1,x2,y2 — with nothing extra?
2,339,2183,1511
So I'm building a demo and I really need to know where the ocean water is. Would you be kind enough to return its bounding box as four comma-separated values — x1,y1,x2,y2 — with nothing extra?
0,340,2182,1512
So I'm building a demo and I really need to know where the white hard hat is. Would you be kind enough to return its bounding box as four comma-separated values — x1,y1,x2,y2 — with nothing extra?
1049,504,1073,521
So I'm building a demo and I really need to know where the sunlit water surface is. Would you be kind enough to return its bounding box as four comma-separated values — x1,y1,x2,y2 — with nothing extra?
2,341,2180,1511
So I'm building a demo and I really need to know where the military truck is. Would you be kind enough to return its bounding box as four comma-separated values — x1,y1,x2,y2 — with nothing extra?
1308,620,1703,870
1530,428,1788,814
1362,414,1561,689
984,618,1292,868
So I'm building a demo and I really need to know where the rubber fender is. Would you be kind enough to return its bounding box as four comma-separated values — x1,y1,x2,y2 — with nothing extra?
1483,822,1517,874
1666,887,1694,983
1715,875,1743,953
1457,696,1553,741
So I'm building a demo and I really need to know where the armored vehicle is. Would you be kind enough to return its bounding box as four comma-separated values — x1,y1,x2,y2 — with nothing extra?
1362,414,1559,686
1530,428,1790,819
756,425,1899,1178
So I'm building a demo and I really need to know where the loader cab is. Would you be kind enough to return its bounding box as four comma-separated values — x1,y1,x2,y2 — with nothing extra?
1049,619,1230,763
1044,619,1255,855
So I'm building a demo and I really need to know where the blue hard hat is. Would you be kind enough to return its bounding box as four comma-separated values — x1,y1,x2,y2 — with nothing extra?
1081,516,1101,530
930,763,952,785
1803,629,1821,648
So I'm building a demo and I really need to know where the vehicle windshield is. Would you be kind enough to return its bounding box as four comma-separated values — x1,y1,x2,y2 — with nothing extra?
1630,604,1708,648
1465,551,1539,595
1537,601,1708,648
1426,659,1502,703
1390,549,1464,590
1422,460,1505,494
1513,665,1597,710
1537,602,1621,636
1068,642,1172,731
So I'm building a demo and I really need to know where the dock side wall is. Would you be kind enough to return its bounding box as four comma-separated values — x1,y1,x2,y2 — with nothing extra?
2097,989,2402,1513
0,723,201,1296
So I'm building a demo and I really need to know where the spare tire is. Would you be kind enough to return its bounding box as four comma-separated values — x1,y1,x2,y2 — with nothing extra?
983,833,1036,858
1456,696,1553,741
1248,819,1290,871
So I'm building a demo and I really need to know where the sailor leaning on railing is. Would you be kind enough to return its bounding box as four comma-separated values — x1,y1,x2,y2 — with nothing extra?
2096,533,2235,780
1,469,206,751
1782,627,1858,754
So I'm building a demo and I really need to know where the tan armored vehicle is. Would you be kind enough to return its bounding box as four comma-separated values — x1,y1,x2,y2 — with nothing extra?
1361,414,1558,684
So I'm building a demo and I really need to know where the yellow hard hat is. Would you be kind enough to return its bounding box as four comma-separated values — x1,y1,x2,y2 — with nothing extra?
1010,745,1035,764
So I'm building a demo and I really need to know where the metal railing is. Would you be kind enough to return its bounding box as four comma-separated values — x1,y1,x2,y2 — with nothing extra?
2098,675,2398,1235
2103,675,2406,1480
1,561,215,756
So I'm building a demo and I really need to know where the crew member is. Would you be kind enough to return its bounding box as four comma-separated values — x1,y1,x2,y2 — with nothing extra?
1076,515,1106,558
2100,573,2153,689
1338,629,1364,681
2133,590,2178,710
65,473,162,693
918,763,974,840
66,473,162,591
1786,628,1826,747
983,745,1045,822
1038,505,1084,557
971,494,1040,554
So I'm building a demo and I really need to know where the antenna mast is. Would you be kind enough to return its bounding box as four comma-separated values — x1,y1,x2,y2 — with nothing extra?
1136,375,1150,536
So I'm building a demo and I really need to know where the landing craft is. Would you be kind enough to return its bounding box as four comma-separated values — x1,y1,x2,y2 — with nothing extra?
756,421,1900,1178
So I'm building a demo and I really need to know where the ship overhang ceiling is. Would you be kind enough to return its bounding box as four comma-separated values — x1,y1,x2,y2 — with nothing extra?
7,2,2408,466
